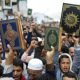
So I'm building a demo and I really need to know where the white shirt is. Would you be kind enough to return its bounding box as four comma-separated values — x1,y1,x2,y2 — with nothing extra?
1,60,13,74
0,77,14,80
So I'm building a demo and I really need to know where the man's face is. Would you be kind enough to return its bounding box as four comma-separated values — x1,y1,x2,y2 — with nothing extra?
69,47,75,59
60,58,70,73
63,77,75,80
28,69,42,80
13,66,23,80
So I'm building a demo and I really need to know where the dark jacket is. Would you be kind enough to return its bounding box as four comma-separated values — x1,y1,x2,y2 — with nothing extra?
37,64,56,80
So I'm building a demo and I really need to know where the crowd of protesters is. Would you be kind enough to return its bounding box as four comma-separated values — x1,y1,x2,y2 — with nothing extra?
0,11,80,80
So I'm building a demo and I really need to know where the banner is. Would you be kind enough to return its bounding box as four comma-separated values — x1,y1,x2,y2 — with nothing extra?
0,19,25,50
60,3,80,35
27,8,32,16
44,27,59,50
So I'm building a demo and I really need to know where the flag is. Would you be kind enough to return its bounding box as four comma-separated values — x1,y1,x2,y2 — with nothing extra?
27,8,32,15
44,27,59,50
60,3,80,34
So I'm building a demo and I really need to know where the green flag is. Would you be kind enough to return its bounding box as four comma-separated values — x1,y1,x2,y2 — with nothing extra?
27,8,32,15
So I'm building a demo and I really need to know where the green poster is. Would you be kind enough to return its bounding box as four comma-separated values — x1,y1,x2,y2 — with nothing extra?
44,27,59,50
27,8,32,15
5,0,10,6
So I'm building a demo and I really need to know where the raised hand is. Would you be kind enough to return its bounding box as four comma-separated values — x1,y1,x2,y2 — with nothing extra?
46,46,55,64
5,44,14,65
30,40,38,48
7,44,13,55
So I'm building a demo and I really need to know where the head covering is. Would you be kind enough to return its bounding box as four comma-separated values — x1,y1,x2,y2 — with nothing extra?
56,53,73,80
28,58,43,70
58,53,72,71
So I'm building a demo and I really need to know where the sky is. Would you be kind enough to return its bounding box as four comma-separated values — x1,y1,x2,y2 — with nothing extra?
27,0,80,21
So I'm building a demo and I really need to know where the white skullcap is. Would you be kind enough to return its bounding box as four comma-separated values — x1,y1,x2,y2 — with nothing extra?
28,58,43,70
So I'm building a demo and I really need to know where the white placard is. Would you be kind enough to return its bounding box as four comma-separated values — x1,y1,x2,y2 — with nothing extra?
19,0,27,17
12,5,18,13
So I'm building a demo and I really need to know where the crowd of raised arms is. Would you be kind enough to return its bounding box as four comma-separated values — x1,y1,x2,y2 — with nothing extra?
0,11,80,80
